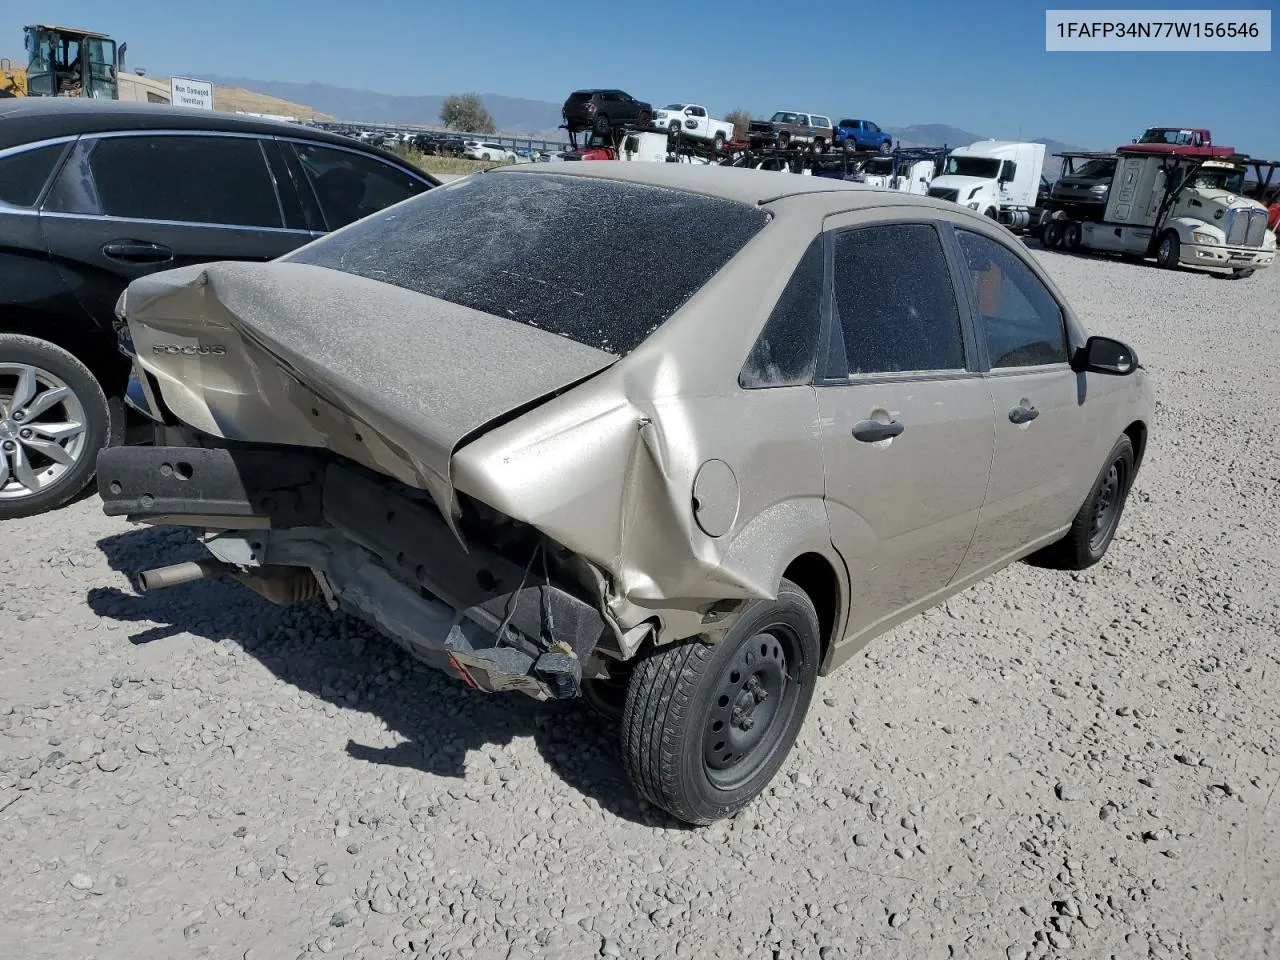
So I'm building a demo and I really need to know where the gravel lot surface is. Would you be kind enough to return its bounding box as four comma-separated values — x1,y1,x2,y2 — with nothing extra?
2,249,1278,960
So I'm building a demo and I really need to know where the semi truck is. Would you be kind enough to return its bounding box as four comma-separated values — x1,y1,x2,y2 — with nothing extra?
926,140,1046,227
1041,151,1276,279
854,149,944,195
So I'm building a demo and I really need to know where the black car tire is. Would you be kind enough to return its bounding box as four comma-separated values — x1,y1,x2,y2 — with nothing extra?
0,334,111,520
1032,435,1135,571
621,578,821,825
1227,268,1255,280
778,131,791,148
637,111,651,127
593,114,610,135
713,132,726,152
879,141,892,154
1156,230,1181,269
1042,220,1064,248
668,121,681,137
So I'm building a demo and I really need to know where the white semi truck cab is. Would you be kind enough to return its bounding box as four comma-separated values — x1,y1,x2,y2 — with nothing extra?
927,140,1046,225
1048,153,1277,278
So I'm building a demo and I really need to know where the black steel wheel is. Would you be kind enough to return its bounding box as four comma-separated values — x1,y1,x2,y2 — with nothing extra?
621,578,821,824
1088,457,1128,554
1030,435,1136,570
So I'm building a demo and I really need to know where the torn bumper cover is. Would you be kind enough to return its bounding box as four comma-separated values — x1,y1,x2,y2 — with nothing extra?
97,445,609,700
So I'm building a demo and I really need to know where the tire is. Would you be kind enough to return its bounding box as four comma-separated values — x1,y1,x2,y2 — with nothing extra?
593,114,610,135
668,121,681,137
637,111,651,127
879,141,892,154
778,132,791,148
1064,221,1082,251
1228,268,1255,280
0,334,111,520
984,207,998,220
713,132,725,152
1042,220,1064,248
1032,436,1135,570
813,138,826,153
481,153,490,161
620,578,821,824
1156,230,1181,269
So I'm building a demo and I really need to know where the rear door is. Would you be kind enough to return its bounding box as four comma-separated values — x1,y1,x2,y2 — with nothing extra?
817,215,994,642
948,226,1085,577
39,131,309,331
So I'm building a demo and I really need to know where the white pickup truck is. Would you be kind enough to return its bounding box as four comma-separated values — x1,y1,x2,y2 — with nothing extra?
652,103,736,149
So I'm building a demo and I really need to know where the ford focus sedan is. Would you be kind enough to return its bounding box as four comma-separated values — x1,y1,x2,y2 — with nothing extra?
97,164,1153,824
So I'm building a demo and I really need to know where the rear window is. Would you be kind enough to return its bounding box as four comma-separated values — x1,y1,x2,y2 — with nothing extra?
287,173,769,355
567,92,594,103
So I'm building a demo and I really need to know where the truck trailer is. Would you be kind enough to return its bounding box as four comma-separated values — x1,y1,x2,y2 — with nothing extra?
1042,150,1277,279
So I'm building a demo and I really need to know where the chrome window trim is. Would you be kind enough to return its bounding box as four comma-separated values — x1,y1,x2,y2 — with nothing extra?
0,134,81,160
39,209,314,235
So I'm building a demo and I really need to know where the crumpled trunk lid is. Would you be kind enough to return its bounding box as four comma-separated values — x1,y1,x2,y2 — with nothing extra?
124,260,616,517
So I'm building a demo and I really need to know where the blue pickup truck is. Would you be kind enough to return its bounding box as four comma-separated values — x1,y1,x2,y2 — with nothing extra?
835,119,892,153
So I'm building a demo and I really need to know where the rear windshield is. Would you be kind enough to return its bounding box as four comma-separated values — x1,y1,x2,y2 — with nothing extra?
567,92,594,103
287,172,769,355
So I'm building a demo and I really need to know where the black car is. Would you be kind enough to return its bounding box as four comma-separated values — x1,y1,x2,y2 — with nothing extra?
1050,155,1118,218
0,98,438,519
561,89,652,134
413,133,464,156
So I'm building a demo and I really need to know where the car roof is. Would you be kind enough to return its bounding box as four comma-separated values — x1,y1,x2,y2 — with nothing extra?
490,161,980,216
0,99,376,153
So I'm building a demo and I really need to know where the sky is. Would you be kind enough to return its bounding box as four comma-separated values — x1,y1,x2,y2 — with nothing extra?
5,0,1277,157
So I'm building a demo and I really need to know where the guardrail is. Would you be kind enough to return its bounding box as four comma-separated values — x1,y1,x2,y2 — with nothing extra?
309,119,571,154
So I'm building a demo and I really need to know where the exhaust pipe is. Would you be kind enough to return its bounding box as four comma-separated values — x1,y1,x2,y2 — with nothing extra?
135,559,230,592
134,559,320,605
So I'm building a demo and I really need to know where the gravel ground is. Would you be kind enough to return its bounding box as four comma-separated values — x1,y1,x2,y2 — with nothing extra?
2,249,1278,960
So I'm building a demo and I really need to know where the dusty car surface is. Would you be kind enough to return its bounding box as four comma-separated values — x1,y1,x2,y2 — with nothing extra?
97,164,1153,824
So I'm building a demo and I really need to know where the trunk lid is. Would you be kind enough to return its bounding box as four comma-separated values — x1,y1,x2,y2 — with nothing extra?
124,260,617,516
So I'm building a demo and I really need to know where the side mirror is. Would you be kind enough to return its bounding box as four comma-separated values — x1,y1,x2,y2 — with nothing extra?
1071,336,1138,375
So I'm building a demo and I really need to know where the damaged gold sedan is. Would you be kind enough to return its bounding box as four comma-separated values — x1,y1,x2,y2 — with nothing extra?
98,164,1152,823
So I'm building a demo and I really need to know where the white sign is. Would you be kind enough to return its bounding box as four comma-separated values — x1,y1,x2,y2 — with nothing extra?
169,76,214,110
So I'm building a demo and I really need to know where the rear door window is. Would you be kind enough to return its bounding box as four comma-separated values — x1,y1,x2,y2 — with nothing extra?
287,173,768,355
291,142,429,230
0,142,68,207
83,134,282,227
831,223,966,374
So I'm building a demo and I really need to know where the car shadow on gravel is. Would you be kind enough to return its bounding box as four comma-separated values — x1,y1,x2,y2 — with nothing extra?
87,525,677,827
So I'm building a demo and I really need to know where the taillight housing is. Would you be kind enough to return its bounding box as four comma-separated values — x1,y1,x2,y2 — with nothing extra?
586,102,597,112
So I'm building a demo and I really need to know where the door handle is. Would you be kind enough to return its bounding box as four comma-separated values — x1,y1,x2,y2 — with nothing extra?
102,240,174,264
1008,405,1040,425
852,419,905,442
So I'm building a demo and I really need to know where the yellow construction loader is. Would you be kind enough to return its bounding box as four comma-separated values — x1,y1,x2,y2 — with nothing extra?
1,24,125,99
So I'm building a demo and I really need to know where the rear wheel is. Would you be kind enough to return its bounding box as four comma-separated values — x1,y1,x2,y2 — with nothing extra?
778,131,791,148
637,110,651,127
1042,220,1064,248
1156,230,1181,269
1228,267,1255,280
1032,436,1135,570
621,579,820,824
879,141,892,154
1064,221,1082,251
0,334,110,520
713,131,726,152
593,114,610,135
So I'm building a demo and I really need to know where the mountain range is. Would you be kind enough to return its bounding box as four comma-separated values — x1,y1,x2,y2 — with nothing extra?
206,76,1092,162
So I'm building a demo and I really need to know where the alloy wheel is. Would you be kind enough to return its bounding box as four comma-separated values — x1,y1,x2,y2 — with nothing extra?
0,363,88,503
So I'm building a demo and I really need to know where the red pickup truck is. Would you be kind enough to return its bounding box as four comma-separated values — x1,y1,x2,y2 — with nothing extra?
1119,127,1235,158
